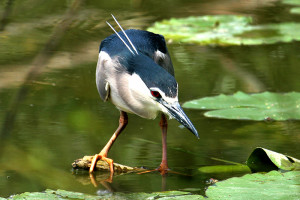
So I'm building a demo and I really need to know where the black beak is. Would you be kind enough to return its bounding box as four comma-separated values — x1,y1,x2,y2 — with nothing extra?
161,101,199,138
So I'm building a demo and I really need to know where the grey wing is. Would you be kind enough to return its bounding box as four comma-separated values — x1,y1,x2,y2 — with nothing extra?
153,50,174,77
96,51,111,102
150,34,175,76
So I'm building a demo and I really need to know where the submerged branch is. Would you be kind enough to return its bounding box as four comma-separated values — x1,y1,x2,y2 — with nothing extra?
72,156,145,173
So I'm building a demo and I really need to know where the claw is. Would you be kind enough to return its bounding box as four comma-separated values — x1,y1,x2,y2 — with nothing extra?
156,164,170,175
89,154,114,174
137,164,170,175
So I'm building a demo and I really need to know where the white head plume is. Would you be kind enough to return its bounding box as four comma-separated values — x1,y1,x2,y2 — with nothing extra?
106,14,139,55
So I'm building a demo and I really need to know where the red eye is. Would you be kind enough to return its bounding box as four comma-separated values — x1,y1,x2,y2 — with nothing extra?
151,90,161,98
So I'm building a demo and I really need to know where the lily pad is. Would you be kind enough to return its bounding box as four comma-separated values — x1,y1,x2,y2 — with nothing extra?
183,91,300,121
282,0,300,6
45,189,102,200
198,164,251,174
7,189,203,200
290,7,300,14
147,15,300,45
5,171,300,200
206,170,300,200
10,191,65,200
247,147,300,172
117,190,202,200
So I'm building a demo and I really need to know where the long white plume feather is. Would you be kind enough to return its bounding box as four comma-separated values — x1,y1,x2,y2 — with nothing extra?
111,14,139,55
106,21,135,55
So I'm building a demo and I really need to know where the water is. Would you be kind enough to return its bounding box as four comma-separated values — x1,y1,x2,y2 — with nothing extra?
1,0,300,197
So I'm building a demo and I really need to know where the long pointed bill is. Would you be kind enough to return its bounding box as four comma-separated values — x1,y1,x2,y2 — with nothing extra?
161,101,199,138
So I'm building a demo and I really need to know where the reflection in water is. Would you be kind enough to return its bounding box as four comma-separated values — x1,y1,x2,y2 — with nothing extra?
80,169,194,194
0,0,86,143
88,171,169,192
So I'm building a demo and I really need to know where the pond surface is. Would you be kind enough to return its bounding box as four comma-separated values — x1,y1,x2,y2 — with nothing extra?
0,0,300,198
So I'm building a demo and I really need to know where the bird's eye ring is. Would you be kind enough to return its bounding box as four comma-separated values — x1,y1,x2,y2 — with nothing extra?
150,90,162,98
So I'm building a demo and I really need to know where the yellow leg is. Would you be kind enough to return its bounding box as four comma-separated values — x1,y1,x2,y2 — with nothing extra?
89,111,128,174
138,114,169,175
157,113,169,175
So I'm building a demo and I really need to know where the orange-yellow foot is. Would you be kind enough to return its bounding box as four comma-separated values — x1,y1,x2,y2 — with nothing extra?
157,164,170,175
89,153,114,174
138,167,189,177
138,164,170,175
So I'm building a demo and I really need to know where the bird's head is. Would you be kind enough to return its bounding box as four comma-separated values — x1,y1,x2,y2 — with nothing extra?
149,86,199,139
125,54,199,138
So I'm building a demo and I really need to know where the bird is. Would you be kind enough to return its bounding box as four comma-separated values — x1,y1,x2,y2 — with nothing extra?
89,15,199,175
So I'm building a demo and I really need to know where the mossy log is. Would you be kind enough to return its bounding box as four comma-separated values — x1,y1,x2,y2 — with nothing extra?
72,156,145,173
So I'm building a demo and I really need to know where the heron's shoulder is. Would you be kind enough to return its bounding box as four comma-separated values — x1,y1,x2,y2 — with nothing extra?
125,29,168,54
99,29,168,56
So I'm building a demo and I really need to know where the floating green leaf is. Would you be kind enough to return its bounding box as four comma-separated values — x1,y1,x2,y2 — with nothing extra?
282,0,300,6
7,189,203,200
158,195,204,200
290,7,300,14
282,0,300,15
147,15,300,45
5,171,300,200
198,164,251,174
206,171,300,200
10,191,64,200
183,91,300,121
247,147,300,172
9,190,109,200
45,189,102,200
117,190,202,200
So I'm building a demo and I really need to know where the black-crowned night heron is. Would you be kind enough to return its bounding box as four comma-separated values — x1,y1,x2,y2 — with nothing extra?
89,15,198,175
